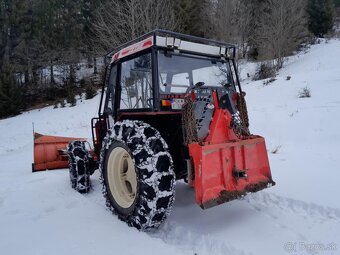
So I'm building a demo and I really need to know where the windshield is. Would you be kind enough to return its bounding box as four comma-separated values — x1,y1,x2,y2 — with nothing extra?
158,51,235,94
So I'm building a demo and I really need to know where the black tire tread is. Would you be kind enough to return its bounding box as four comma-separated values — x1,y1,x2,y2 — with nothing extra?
99,120,176,231
67,141,91,193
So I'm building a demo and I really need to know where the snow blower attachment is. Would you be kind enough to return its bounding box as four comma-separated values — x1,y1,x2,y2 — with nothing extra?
32,30,275,230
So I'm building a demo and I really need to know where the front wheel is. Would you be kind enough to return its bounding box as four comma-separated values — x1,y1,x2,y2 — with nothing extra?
100,120,176,231
67,141,91,193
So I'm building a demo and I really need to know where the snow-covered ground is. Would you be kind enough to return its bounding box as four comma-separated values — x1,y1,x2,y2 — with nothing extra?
1,39,340,255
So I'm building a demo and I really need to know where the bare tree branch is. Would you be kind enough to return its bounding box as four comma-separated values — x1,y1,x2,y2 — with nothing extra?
91,0,177,54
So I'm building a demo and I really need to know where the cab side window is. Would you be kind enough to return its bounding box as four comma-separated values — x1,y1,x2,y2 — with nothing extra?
104,65,117,114
120,53,153,109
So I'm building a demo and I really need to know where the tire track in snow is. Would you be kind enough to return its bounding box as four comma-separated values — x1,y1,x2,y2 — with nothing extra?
64,174,340,255
245,192,340,222
148,190,340,255
244,192,340,252
149,221,252,255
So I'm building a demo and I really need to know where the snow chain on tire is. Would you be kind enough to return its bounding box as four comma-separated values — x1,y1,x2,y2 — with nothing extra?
67,141,91,193
99,120,176,231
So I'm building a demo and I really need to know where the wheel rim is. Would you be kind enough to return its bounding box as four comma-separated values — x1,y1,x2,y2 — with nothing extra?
107,147,137,208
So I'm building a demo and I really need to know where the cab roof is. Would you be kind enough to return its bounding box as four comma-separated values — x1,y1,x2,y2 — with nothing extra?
105,29,237,65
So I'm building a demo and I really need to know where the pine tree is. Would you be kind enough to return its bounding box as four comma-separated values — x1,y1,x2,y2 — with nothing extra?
0,65,23,118
0,0,27,117
307,0,335,37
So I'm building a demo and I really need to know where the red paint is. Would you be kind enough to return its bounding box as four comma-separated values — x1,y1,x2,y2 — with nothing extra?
160,94,185,99
143,40,153,47
187,91,274,208
113,53,119,61
112,37,153,62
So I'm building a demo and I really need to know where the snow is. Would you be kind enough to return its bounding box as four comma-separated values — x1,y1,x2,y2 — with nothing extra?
243,39,340,209
1,39,340,255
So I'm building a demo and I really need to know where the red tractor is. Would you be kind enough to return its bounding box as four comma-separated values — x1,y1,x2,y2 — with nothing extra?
33,30,275,231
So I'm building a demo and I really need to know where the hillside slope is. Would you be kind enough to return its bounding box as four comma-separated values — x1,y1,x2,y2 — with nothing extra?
245,39,340,208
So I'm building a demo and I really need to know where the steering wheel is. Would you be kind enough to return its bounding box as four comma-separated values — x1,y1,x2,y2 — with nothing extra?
195,82,206,88
186,82,206,93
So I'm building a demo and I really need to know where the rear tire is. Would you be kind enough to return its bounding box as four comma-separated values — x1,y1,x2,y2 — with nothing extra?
100,120,176,231
67,141,91,193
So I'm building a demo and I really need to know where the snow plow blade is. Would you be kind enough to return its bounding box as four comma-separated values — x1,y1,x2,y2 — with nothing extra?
32,133,86,172
188,136,275,209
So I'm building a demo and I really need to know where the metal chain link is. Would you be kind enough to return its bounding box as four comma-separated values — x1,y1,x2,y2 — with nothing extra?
182,92,251,144
233,92,251,138
182,96,198,145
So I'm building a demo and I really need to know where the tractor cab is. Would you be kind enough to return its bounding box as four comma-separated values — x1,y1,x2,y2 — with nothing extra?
101,30,239,116
94,30,245,180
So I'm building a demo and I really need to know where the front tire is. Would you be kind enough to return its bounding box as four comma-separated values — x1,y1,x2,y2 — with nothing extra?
67,141,91,193
100,120,176,231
